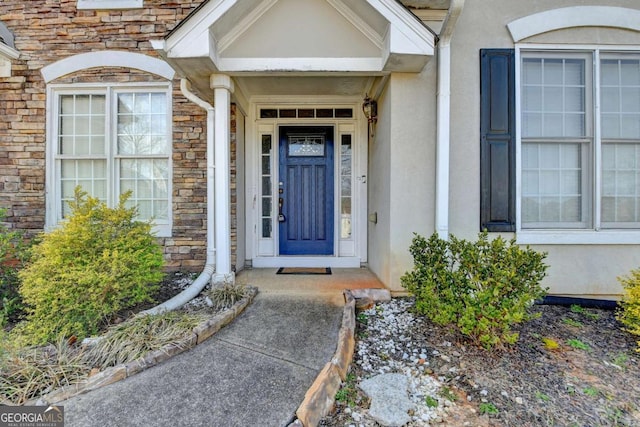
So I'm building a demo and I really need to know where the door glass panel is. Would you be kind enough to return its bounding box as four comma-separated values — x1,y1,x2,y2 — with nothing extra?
340,134,352,239
261,134,273,238
288,135,325,157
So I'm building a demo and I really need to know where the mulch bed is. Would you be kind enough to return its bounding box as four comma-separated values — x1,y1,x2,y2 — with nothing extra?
321,300,640,427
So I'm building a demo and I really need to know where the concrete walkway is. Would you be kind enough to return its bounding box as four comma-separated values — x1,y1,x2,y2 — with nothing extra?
63,268,384,427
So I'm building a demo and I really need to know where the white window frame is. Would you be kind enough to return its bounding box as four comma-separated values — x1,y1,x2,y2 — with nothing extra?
77,0,143,10
46,82,173,237
516,44,640,245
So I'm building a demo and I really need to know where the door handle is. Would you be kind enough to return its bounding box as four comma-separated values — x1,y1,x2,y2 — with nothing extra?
278,197,286,222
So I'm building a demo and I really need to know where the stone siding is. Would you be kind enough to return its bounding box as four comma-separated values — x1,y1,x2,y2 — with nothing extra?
0,1,238,271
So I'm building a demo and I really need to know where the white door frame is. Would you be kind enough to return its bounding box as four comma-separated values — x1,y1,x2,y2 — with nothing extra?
245,96,368,268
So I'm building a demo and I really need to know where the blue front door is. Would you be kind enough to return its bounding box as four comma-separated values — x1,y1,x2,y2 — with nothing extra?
279,126,334,255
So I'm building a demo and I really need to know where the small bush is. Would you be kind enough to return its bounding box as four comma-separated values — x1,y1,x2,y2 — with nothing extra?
17,188,164,344
401,232,548,349
0,209,30,327
617,268,640,351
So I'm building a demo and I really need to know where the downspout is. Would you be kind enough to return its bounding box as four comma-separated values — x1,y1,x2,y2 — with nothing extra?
435,0,465,239
143,79,215,314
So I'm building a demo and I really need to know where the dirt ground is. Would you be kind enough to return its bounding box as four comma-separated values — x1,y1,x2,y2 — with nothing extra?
321,300,640,427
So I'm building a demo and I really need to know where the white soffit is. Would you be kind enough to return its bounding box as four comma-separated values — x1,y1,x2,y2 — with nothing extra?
508,6,640,42
161,0,434,73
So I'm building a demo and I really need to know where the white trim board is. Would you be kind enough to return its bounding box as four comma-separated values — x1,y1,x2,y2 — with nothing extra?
517,231,640,245
252,256,361,268
508,6,640,42
41,51,175,83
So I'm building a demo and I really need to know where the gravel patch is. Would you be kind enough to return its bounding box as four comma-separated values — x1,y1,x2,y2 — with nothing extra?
321,298,640,427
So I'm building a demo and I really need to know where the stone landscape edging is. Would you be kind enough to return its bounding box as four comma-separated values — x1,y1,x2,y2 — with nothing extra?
25,286,259,406
291,288,392,427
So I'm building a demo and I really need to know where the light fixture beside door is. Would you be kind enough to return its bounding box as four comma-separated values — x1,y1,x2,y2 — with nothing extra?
362,94,377,138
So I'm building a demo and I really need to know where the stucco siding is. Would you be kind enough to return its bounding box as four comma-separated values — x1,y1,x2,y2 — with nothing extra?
388,66,437,290
367,62,437,292
367,82,392,286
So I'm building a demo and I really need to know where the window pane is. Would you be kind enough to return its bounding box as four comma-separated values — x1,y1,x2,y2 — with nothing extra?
601,58,640,140
341,198,352,239
521,142,584,226
341,177,351,197
522,57,586,138
621,60,640,85
522,113,542,137
545,59,563,85
565,87,584,112
602,86,621,113
75,95,91,114
120,158,169,221
58,94,106,156
261,156,271,174
565,59,585,85
60,95,75,114
621,88,639,112
602,114,620,139
522,58,542,84
543,86,562,111
261,135,272,154
601,143,640,225
151,93,166,113
134,93,150,114
262,177,271,196
621,115,640,139
60,159,107,204
118,92,167,155
523,86,542,111
601,60,620,85
262,218,272,238
262,197,272,217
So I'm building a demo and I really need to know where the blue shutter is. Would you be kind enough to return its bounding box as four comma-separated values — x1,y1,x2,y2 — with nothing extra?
480,49,515,232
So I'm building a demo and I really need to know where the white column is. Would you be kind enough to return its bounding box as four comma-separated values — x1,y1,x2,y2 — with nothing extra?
211,74,235,284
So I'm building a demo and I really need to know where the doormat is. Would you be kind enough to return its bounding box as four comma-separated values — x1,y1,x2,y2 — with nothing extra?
276,267,332,275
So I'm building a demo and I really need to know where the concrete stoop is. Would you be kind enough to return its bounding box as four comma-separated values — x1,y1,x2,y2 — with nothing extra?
291,288,392,427
24,287,259,407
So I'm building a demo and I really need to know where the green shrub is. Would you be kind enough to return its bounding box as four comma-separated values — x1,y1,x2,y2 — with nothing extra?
0,208,30,327
17,188,164,344
617,268,640,351
401,232,548,349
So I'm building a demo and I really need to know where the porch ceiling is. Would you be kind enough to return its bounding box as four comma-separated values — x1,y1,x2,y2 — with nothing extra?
234,75,376,98
153,0,435,99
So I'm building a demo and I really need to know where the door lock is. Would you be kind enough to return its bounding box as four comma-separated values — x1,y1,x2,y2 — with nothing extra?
278,197,286,222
